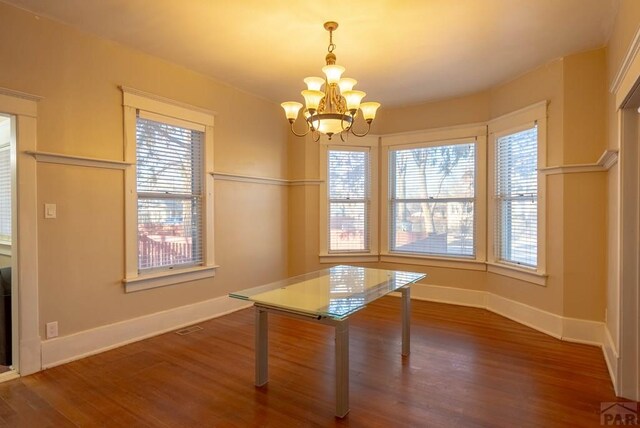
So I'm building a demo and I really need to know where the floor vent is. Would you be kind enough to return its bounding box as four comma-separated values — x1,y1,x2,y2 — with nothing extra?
175,325,203,336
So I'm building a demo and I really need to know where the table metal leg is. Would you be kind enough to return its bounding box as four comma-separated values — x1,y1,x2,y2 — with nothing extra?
335,319,349,418
255,307,268,386
401,286,411,356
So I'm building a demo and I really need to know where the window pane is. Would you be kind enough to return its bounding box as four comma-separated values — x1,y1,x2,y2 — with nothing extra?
497,198,537,266
392,144,475,200
496,128,537,197
495,126,538,267
329,151,367,199
389,142,475,257
329,202,367,252
136,116,203,272
137,197,202,270
136,119,202,195
390,201,474,256
328,150,369,252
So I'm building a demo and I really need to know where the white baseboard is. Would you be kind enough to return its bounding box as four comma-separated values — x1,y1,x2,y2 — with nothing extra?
39,283,618,396
409,283,487,308
41,296,252,369
602,325,620,395
486,293,563,339
562,317,604,346
411,283,605,345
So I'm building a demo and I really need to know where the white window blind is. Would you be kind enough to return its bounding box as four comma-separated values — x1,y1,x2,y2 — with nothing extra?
389,142,475,257
136,115,204,272
495,125,538,267
328,149,370,252
0,145,10,243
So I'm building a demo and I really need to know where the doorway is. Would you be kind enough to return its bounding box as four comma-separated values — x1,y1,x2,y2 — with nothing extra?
0,115,14,374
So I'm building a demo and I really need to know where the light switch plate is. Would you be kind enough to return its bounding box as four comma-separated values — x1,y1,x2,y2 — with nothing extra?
44,203,56,219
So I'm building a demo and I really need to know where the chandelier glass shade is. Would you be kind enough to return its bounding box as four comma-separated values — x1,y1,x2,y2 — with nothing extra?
281,21,380,141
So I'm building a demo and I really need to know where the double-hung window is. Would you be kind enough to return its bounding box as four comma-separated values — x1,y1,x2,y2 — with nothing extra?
488,101,546,284
381,125,486,267
122,88,216,292
494,126,538,267
136,115,204,271
388,141,476,258
319,137,378,261
328,149,370,252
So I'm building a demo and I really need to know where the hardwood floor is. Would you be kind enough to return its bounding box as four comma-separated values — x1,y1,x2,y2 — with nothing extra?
0,298,623,427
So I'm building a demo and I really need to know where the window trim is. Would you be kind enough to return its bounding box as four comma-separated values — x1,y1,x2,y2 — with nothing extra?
380,124,487,268
319,135,379,263
487,101,547,285
122,87,216,292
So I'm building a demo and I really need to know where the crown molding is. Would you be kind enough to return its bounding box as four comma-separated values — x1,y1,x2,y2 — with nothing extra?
610,26,640,95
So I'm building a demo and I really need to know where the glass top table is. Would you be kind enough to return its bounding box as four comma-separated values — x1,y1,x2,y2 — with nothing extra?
229,265,426,418
230,265,425,320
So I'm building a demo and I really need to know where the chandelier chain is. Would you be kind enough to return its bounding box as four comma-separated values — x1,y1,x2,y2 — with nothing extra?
328,28,335,53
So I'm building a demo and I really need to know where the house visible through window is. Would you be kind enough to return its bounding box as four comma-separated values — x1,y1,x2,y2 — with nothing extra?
389,142,476,257
328,149,370,252
136,115,204,272
494,125,538,267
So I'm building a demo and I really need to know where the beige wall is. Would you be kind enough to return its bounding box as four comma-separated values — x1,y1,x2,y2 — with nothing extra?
0,3,289,337
373,91,490,135
486,59,566,315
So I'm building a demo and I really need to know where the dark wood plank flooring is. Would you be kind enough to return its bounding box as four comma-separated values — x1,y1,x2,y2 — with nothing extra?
0,298,623,427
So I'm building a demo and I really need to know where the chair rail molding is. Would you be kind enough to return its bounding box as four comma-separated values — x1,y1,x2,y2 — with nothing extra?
539,149,618,175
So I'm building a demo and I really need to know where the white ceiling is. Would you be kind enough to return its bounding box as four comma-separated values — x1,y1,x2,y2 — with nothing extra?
2,0,619,107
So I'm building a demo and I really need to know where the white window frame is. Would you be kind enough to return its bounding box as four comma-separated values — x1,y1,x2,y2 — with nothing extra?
319,135,379,263
122,87,216,292
488,101,547,285
380,124,487,270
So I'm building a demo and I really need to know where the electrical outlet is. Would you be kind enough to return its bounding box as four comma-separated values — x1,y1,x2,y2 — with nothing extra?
46,321,58,339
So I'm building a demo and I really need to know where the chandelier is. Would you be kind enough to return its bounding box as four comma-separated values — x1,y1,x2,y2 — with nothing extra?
281,21,380,141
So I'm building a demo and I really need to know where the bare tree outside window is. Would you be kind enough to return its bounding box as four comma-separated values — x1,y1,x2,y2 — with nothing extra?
390,143,475,257
136,118,203,271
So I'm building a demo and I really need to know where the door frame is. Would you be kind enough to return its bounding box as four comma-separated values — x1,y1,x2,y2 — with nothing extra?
611,28,640,401
0,88,41,376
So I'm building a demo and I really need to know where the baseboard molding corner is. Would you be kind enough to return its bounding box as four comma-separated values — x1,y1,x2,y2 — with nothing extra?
41,296,252,369
561,317,604,346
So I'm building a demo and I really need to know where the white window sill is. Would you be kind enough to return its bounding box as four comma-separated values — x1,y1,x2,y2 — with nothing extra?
486,262,547,286
0,243,11,257
319,253,379,263
380,253,486,271
123,265,218,293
